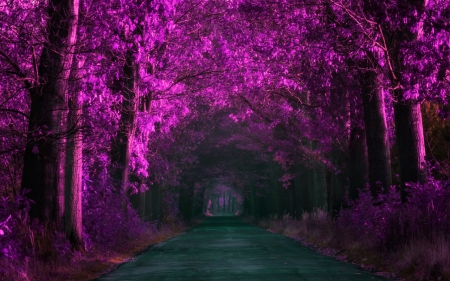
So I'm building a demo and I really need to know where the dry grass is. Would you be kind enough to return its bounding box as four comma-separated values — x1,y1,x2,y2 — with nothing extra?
251,209,450,281
394,234,450,280
1,222,186,281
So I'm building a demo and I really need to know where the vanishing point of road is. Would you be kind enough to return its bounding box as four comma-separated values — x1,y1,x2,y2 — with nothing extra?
96,215,388,281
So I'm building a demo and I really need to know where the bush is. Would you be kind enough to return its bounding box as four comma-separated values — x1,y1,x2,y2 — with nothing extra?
83,180,155,250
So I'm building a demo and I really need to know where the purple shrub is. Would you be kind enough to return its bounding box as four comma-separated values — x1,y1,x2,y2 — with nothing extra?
0,190,32,277
83,178,154,250
338,178,450,251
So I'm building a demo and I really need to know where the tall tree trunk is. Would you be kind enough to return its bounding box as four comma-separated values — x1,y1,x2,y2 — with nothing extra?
394,100,426,199
301,167,310,213
372,0,429,201
328,88,350,216
328,140,348,216
384,0,428,200
111,50,140,196
222,193,226,210
232,197,235,213
154,184,163,226
292,165,303,218
268,158,280,216
360,69,392,195
22,0,79,224
145,187,152,221
250,181,256,216
348,120,369,201
65,56,84,251
314,165,327,209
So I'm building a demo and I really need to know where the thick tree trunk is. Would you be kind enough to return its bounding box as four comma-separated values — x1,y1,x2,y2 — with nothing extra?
394,100,426,199
383,0,427,200
22,0,79,224
360,69,392,195
111,50,140,196
64,54,84,251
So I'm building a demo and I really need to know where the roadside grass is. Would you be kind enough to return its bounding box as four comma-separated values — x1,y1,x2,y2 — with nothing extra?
248,210,450,281
0,222,186,281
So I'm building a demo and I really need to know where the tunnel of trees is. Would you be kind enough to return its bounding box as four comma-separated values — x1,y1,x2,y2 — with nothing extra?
0,0,450,279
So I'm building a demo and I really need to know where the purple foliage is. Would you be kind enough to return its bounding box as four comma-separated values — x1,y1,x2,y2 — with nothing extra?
83,178,155,249
338,178,450,250
0,190,31,261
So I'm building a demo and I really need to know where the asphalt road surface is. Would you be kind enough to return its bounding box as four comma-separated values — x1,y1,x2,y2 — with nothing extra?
96,215,387,281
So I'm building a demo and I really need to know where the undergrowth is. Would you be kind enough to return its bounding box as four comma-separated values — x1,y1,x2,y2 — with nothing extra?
251,178,450,281
0,185,186,281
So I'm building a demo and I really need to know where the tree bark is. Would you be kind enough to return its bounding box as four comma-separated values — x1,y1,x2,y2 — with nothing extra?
110,50,140,196
328,140,348,216
384,0,428,200
360,69,392,195
22,0,79,224
65,56,84,251
250,182,256,216
348,121,369,201
394,100,426,199
145,187,152,221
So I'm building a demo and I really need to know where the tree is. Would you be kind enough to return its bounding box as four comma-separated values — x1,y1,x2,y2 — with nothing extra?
21,0,79,226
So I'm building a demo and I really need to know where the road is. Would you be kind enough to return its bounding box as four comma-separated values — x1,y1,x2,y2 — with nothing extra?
96,215,387,281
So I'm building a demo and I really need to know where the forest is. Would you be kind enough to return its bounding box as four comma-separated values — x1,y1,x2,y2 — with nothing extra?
0,0,450,280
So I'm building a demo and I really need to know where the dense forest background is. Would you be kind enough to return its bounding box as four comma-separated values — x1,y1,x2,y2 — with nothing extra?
0,0,450,279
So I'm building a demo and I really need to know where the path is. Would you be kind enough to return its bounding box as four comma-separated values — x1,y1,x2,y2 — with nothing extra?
96,215,387,281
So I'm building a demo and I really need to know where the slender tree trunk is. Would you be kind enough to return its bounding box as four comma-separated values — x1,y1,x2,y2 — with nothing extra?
145,186,152,221
222,193,225,213
315,166,327,209
348,121,369,201
361,69,392,195
328,86,350,215
293,165,302,218
216,196,220,213
300,167,310,213
328,140,348,216
155,184,163,226
348,94,369,202
250,181,256,216
306,166,315,209
232,197,235,213
22,0,79,224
